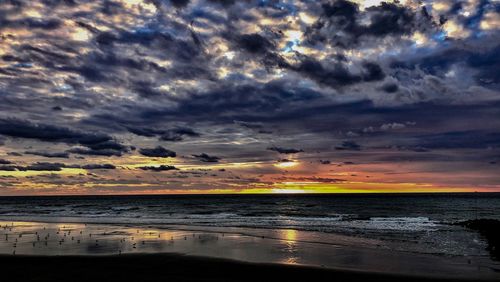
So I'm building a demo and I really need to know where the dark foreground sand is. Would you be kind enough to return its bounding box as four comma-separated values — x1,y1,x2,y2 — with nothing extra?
0,254,491,282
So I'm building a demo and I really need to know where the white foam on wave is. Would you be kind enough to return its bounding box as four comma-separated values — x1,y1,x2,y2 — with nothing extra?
344,217,439,231
0,211,438,232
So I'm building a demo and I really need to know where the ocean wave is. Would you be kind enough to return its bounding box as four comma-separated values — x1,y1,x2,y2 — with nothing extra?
0,209,439,231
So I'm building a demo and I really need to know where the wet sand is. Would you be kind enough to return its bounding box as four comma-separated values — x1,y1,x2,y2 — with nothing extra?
1,221,499,281
0,253,489,282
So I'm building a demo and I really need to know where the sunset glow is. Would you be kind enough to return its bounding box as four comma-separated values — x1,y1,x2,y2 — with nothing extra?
0,0,499,195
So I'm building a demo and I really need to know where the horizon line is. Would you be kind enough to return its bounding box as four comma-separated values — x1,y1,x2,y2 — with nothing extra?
0,191,498,197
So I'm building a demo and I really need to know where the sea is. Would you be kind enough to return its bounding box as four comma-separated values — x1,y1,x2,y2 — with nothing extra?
0,193,499,258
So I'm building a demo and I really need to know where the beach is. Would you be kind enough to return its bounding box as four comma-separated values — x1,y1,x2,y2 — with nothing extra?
1,0,499,280
1,220,499,281
0,253,487,282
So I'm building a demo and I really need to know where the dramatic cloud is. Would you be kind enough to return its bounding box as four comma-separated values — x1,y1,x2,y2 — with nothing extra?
23,162,66,171
192,153,220,163
25,151,70,158
380,83,399,93
0,119,110,145
67,148,124,157
126,126,200,141
126,127,166,138
138,165,178,172
267,146,304,154
139,146,177,158
79,164,116,170
335,141,361,151
0,0,498,194
0,166,18,171
306,0,431,48
0,119,128,156
159,128,201,142
0,162,115,171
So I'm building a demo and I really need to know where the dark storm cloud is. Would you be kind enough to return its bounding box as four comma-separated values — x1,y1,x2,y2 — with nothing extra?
392,44,500,87
0,119,128,155
139,146,177,158
0,162,116,171
335,141,361,151
253,100,500,140
374,152,455,163
138,165,178,171
0,159,12,165
159,127,201,141
227,28,385,88
0,166,18,171
90,52,166,73
169,0,190,8
294,58,360,87
292,58,385,88
267,146,303,154
24,162,66,171
79,164,116,170
58,52,170,84
192,153,220,162
132,81,168,98
380,82,399,93
67,148,124,157
234,120,263,129
85,140,128,152
126,126,165,137
133,81,323,123
0,118,107,144
51,26,209,92
362,2,417,36
467,44,500,86
415,131,500,149
25,151,70,158
207,0,235,6
170,127,200,137
277,176,345,183
228,31,289,70
362,62,385,82
0,0,499,191
236,33,274,54
16,44,74,70
0,17,62,30
99,28,206,66
89,99,500,156
306,0,432,47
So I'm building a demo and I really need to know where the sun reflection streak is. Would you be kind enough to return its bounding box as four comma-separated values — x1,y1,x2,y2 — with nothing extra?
280,229,299,264
282,229,298,242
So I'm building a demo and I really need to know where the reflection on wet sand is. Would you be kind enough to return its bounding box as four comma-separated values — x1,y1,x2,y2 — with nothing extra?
281,229,298,264
0,221,499,280
1,221,212,256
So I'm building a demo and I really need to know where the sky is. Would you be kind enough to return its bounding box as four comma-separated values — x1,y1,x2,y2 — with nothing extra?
0,0,499,195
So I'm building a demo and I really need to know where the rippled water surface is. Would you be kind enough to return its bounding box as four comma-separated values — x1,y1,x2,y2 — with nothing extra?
0,193,499,256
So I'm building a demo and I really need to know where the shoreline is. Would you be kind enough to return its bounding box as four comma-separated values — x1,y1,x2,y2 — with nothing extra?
1,192,499,197
1,220,499,280
0,216,386,249
0,216,494,259
1,253,491,282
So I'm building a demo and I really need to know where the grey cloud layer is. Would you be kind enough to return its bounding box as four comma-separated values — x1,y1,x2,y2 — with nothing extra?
0,0,499,190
